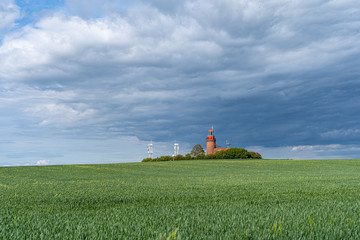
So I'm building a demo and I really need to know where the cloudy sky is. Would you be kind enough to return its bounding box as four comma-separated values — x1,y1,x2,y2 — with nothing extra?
1,0,360,166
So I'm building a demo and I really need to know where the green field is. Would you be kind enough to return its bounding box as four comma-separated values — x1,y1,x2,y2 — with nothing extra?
1,159,359,239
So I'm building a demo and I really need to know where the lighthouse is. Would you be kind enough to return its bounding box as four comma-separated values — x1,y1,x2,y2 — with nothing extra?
206,127,216,155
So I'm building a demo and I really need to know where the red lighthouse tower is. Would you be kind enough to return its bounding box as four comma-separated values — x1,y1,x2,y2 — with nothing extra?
206,127,216,155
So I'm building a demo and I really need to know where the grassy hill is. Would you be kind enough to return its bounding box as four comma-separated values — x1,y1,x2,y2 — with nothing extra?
1,159,359,239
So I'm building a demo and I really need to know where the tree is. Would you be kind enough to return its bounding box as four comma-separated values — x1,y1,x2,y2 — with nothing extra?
190,144,205,158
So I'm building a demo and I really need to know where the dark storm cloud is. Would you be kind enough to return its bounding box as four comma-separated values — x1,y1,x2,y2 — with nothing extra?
1,0,360,164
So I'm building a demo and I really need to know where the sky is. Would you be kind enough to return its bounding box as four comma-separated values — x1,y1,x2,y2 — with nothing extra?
1,0,360,166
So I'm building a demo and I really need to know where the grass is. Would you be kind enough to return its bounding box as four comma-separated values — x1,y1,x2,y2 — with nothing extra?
0,159,359,239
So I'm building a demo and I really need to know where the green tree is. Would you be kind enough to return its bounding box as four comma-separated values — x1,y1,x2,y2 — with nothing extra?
184,153,192,159
190,144,205,158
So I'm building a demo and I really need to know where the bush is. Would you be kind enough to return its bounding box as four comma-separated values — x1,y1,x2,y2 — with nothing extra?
157,156,173,161
204,154,216,159
174,155,185,161
249,152,262,159
194,154,205,160
142,158,153,162
212,148,254,159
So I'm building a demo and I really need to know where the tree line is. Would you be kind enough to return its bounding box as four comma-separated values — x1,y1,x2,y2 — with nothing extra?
142,144,262,162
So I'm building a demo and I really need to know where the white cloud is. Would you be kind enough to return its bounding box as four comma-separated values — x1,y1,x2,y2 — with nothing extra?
291,145,314,151
0,0,20,30
0,86,76,106
65,0,134,18
0,15,134,80
249,144,357,159
321,129,360,138
25,103,95,126
291,144,341,152
1,0,358,92
36,159,49,165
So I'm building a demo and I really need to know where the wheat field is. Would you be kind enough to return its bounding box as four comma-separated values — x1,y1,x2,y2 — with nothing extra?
0,159,359,239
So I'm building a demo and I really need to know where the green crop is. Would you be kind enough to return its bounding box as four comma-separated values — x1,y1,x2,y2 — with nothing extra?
0,159,359,239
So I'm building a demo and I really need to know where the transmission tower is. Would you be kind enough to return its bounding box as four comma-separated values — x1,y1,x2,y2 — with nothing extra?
174,142,179,156
147,142,153,158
